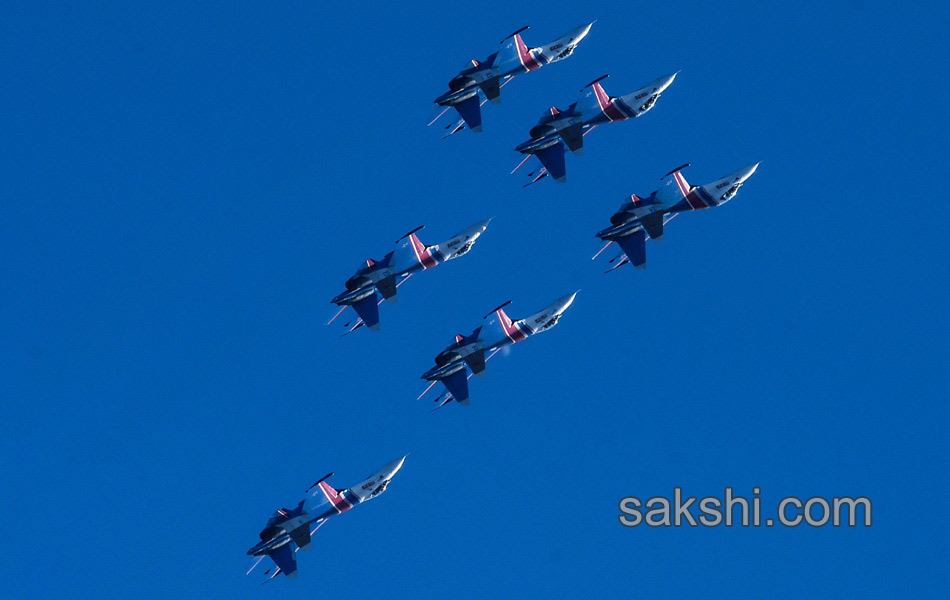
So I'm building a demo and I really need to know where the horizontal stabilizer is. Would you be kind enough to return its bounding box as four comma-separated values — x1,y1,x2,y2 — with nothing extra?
580,74,610,90
351,294,380,331
662,163,691,179
306,473,334,493
441,368,470,404
576,75,609,115
535,143,567,183
500,26,530,43
267,544,297,578
453,95,483,133
616,230,647,270
483,300,512,318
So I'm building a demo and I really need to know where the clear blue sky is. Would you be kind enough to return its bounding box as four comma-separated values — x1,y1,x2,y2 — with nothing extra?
2,2,948,598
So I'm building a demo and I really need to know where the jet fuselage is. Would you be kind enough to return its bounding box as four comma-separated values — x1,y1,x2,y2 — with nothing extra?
515,73,678,155
247,456,407,558
435,23,594,108
596,164,759,241
332,220,489,306
421,293,578,381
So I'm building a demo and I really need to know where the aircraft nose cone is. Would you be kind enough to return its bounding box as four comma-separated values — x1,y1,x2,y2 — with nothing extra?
573,22,594,41
382,455,408,478
739,163,759,181
656,72,678,92
472,218,492,233
554,291,579,313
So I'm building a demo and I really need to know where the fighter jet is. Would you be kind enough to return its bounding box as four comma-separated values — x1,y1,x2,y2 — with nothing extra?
246,456,407,581
512,73,678,185
418,293,578,409
593,163,759,270
329,220,490,334
430,23,594,137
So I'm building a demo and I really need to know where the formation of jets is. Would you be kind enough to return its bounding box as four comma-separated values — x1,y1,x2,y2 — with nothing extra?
251,21,761,581
432,23,594,135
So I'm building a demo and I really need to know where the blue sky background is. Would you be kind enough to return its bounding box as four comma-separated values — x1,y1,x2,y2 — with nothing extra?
2,2,948,598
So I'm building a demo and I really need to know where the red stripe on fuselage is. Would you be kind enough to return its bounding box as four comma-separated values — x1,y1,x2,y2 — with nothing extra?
603,100,628,122
514,35,542,72
317,481,353,514
497,309,529,343
592,83,627,122
672,171,690,197
409,233,439,269
592,83,610,110
685,190,708,210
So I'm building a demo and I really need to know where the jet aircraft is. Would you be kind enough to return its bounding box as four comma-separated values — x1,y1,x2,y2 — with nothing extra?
330,221,490,333
430,23,594,136
419,293,578,409
512,73,677,184
594,163,759,270
246,456,407,580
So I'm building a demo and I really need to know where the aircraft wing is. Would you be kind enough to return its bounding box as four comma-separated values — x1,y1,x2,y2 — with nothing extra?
615,230,647,269
441,368,470,405
267,544,298,578
558,123,584,154
453,95,483,133
534,143,567,183
462,349,486,377
639,211,664,241
288,526,311,551
351,294,381,331
377,274,398,302
477,76,501,103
